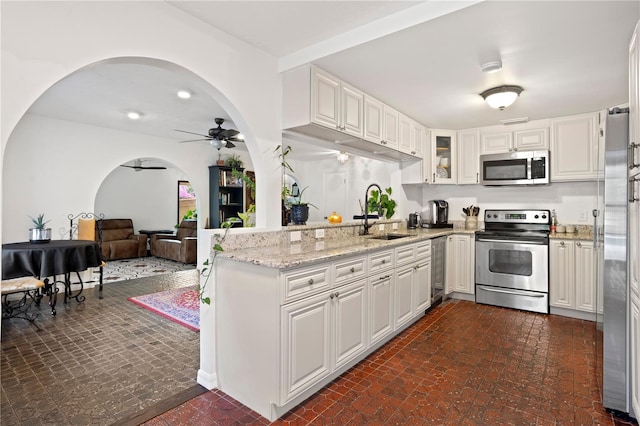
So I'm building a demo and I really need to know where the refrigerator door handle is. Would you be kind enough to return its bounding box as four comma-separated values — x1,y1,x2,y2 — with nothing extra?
630,175,640,203
629,142,639,170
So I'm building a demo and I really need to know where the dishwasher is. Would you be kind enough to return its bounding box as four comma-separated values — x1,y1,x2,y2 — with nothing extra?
430,236,446,307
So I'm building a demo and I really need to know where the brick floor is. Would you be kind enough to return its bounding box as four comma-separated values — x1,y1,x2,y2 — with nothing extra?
145,299,638,426
1,270,200,425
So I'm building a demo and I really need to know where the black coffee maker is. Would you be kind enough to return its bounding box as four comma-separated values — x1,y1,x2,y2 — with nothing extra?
421,200,453,229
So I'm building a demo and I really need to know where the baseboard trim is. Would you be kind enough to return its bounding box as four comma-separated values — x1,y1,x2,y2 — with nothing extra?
197,368,218,390
113,384,207,426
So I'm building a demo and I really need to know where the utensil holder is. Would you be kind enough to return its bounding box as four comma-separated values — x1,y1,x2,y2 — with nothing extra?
465,217,478,230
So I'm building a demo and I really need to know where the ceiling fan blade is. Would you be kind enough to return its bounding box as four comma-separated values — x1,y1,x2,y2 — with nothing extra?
179,138,210,143
174,129,209,137
140,166,167,170
120,165,137,169
226,136,244,143
219,129,240,139
225,141,236,149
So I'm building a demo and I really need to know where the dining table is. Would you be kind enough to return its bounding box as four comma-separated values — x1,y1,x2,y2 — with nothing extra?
2,240,102,315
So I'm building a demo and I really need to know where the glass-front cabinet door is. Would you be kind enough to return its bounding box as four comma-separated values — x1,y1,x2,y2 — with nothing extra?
430,129,457,184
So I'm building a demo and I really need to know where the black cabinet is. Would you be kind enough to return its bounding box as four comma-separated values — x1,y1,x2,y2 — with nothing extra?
209,166,244,228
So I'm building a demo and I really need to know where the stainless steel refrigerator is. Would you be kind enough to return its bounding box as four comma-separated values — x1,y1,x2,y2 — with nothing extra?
598,108,631,416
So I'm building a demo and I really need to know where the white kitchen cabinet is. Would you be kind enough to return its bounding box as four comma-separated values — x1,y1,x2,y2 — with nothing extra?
457,129,480,184
549,240,576,309
445,234,474,295
550,112,601,181
630,24,640,301
394,265,414,329
399,114,425,158
332,279,368,370
431,129,457,184
369,270,394,346
413,241,432,314
281,290,332,403
549,239,596,313
400,126,430,184
363,95,398,150
574,241,596,312
479,127,548,155
299,65,365,139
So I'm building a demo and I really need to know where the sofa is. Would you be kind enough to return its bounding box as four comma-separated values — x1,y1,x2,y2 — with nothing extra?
97,219,147,260
150,220,197,264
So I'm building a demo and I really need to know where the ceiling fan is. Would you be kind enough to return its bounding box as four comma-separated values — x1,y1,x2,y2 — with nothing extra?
175,117,243,149
120,159,167,172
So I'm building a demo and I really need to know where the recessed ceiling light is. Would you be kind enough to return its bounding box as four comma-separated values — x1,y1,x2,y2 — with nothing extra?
481,61,503,73
177,90,191,99
127,111,141,120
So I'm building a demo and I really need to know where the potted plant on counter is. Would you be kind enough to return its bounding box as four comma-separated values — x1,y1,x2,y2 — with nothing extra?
367,187,397,219
290,186,317,225
28,213,52,243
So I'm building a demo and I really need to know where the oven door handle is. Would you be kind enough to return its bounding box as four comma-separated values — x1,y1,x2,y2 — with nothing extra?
478,286,546,298
476,238,546,245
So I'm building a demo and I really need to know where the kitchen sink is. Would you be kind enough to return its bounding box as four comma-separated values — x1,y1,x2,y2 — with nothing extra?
370,233,410,240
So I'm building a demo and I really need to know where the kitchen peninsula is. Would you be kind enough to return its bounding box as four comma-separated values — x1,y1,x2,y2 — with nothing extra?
213,221,474,421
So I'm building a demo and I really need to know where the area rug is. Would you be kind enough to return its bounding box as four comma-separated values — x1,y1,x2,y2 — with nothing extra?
128,285,199,332
94,256,196,283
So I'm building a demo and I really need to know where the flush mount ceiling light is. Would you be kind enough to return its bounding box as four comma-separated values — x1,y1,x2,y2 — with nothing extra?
337,151,349,164
481,61,502,73
480,85,524,110
127,111,141,120
177,90,191,99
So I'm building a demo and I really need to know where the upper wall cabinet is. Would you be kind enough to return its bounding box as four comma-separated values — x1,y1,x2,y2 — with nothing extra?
550,112,602,181
431,130,457,184
479,127,549,155
310,68,364,138
399,114,425,158
457,129,480,184
283,65,424,162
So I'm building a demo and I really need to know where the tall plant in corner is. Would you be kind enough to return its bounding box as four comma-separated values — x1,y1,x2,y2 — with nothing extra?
275,144,294,225
198,219,236,304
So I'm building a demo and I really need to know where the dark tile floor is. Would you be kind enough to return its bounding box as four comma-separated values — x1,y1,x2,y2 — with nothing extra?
145,299,638,426
1,270,200,425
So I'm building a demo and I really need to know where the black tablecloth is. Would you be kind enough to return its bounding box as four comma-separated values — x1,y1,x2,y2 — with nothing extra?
2,240,102,280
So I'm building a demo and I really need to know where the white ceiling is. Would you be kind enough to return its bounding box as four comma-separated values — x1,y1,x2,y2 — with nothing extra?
25,1,640,160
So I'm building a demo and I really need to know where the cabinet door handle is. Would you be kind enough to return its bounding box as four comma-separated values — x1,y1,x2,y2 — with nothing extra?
379,275,390,280
350,267,355,273
476,172,479,183
381,259,386,264
411,151,416,155
560,241,565,246
330,293,335,299
513,147,518,152
308,278,314,285
576,242,582,247
433,173,436,181
334,292,340,298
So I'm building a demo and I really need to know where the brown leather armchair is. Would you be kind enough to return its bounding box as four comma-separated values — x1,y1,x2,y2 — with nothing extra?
97,219,147,260
150,220,197,264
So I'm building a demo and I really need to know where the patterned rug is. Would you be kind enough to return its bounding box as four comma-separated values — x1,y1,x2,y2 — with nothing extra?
94,256,196,283
128,285,199,331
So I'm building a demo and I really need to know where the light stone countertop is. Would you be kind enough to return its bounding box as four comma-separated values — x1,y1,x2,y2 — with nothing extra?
219,227,475,269
549,231,593,241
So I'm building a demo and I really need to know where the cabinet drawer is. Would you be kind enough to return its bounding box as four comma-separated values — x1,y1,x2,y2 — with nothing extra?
395,245,415,266
333,256,367,285
416,241,431,259
369,250,394,272
282,265,331,303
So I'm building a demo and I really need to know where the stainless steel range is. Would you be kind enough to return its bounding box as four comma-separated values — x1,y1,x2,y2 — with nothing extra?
475,209,551,314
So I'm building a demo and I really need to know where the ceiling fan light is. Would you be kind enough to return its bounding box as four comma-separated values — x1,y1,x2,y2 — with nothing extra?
236,133,244,140
480,85,523,110
177,90,191,99
127,111,141,120
209,139,223,149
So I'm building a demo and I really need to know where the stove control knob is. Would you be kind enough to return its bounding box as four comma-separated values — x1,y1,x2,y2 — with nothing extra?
493,214,498,218
542,214,547,219
534,215,539,219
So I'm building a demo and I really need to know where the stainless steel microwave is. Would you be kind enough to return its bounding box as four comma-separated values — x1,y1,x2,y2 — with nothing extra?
480,150,550,186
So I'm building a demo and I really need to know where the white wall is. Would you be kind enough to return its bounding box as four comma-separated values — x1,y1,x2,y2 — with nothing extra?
421,181,599,225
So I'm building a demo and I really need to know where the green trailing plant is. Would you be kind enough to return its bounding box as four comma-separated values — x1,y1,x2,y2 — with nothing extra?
367,187,397,219
231,168,256,199
237,204,256,227
176,209,197,228
198,218,237,304
29,213,50,230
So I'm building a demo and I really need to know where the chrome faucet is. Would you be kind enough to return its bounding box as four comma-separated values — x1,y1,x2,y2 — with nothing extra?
363,183,382,235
